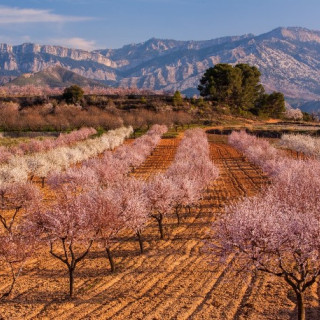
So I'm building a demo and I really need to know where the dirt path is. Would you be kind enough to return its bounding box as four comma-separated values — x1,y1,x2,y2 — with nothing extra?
0,134,319,319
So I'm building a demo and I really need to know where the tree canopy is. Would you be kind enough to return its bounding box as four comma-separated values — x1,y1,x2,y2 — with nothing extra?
63,85,84,104
172,90,183,106
198,63,285,117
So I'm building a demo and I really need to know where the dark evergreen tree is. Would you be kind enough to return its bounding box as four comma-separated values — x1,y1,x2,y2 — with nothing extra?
234,64,264,112
63,85,84,104
254,92,285,118
198,64,242,107
198,63,285,118
172,90,183,106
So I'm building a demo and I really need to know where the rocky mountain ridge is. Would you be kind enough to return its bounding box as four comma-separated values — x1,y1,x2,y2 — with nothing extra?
2,27,320,102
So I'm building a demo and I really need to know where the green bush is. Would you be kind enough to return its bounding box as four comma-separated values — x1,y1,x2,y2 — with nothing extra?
63,85,84,104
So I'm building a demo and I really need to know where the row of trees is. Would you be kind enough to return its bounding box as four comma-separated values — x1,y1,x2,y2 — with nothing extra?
0,127,219,299
0,127,97,164
0,102,193,132
0,125,145,298
198,64,285,117
49,124,168,190
228,130,282,176
0,126,133,187
279,133,320,159
0,125,167,298
222,130,320,320
148,129,219,238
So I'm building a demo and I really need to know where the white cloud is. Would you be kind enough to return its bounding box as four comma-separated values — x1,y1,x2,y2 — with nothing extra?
49,37,97,51
0,6,93,24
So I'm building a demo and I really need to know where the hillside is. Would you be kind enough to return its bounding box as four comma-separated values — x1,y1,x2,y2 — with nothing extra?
5,66,107,88
297,100,320,113
1,27,320,101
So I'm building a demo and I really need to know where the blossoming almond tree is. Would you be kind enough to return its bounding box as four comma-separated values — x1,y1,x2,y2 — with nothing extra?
88,189,124,273
146,174,175,239
0,182,40,234
110,178,149,253
0,183,39,299
212,167,320,320
166,128,219,221
0,233,36,299
32,192,97,298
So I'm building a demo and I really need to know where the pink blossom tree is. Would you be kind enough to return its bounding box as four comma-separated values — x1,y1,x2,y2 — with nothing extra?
83,154,126,188
0,182,40,234
212,173,320,320
170,176,201,221
284,108,303,121
0,233,35,299
47,167,99,195
32,192,96,297
110,178,149,253
166,128,219,222
0,183,39,299
88,189,124,272
146,174,175,239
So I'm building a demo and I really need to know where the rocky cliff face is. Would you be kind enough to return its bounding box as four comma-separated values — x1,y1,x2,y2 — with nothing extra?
2,27,320,100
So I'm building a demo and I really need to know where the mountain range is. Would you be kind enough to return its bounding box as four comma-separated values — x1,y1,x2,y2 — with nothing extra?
2,27,320,109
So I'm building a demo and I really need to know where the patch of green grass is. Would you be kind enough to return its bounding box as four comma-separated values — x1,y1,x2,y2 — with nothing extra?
162,131,179,138
130,128,148,139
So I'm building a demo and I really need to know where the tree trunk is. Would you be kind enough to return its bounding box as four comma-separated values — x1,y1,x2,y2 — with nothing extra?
1,192,4,207
69,267,74,298
152,214,164,239
106,247,115,272
296,291,305,320
156,214,164,239
41,177,45,188
175,207,180,225
136,230,144,254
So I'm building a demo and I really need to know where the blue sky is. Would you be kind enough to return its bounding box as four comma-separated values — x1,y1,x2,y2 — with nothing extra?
0,0,320,50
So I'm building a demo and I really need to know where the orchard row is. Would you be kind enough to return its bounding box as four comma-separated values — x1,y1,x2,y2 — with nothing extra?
0,126,218,299
0,127,97,164
0,126,133,186
216,131,320,320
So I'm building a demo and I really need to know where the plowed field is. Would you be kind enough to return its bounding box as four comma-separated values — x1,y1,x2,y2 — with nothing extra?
1,134,319,319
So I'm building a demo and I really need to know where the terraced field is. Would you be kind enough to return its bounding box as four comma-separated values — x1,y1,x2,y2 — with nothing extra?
1,134,319,319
